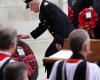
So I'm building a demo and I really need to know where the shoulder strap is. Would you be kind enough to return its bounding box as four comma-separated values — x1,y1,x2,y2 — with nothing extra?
0,58,12,80
56,60,67,80
73,61,86,80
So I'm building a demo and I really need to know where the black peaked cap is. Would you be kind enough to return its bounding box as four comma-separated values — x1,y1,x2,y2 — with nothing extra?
24,0,32,4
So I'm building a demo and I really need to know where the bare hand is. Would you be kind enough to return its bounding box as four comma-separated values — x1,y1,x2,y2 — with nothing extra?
17,34,30,39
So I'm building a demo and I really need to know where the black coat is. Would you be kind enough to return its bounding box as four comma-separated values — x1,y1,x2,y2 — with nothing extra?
30,0,74,44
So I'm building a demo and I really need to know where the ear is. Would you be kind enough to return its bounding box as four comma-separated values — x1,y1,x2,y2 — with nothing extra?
82,43,87,56
10,41,17,53
83,44,87,52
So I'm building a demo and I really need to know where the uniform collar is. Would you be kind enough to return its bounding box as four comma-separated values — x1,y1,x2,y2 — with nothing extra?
40,0,47,10
39,0,42,11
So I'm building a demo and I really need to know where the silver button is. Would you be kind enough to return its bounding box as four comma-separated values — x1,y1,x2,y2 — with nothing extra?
44,20,46,22
43,23,44,25
48,26,50,28
52,32,54,34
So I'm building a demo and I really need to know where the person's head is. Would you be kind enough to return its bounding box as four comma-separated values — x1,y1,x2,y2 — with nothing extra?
0,24,17,53
3,62,28,80
24,0,40,13
68,29,90,57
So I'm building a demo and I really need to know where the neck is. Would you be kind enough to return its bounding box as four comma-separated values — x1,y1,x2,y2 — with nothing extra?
0,49,14,54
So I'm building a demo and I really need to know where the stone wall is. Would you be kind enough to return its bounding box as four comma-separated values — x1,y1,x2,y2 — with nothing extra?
0,0,62,35
0,0,67,35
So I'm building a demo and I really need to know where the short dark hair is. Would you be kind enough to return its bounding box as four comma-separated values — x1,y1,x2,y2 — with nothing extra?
3,62,27,80
68,29,90,54
0,25,17,50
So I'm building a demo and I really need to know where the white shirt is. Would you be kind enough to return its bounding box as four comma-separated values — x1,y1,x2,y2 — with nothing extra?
49,60,100,80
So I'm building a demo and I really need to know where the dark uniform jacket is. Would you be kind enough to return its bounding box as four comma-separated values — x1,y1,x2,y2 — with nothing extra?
68,0,93,28
30,0,74,44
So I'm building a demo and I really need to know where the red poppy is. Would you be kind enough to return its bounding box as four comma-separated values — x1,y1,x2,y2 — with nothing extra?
78,8,98,30
68,5,74,21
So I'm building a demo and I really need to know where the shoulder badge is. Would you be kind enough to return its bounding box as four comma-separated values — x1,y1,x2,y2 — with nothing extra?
44,2,48,6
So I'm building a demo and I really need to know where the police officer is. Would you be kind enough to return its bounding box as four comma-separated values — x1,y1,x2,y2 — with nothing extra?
23,0,74,78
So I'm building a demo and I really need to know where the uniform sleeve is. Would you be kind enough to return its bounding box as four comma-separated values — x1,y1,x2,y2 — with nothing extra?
30,22,47,39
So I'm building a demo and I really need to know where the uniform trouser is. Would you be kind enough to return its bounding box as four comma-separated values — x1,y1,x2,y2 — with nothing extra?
43,40,63,78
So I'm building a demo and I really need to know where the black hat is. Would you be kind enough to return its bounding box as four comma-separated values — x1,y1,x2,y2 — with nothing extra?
24,0,32,3
24,0,32,9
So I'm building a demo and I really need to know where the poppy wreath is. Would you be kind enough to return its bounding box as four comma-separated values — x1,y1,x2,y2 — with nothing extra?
12,39,38,80
78,8,98,30
68,4,74,22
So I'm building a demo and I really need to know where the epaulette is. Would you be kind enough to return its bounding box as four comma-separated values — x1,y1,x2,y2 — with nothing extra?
44,1,49,6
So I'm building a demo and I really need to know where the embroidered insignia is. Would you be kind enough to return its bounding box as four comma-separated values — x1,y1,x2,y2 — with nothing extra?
44,2,48,6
